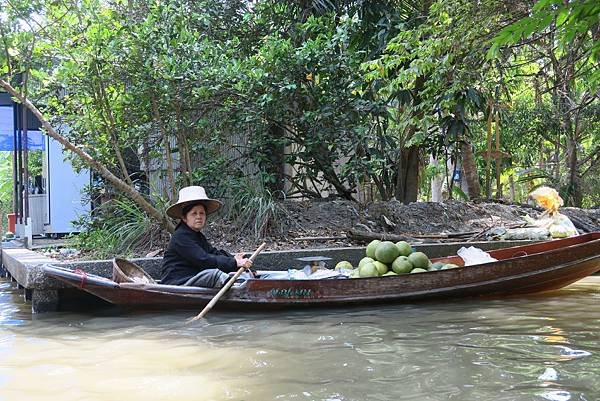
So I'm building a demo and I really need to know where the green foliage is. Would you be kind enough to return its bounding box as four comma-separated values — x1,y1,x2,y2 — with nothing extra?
222,177,287,238
0,153,13,205
0,153,14,232
1,0,598,244
482,1,599,206
581,165,600,208
361,0,492,200
234,12,377,200
70,197,160,259
490,0,600,88
451,186,469,201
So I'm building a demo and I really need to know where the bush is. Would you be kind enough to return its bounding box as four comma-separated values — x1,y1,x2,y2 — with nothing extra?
222,177,287,238
70,197,165,258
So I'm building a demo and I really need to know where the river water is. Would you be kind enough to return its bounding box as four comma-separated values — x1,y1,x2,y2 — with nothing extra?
1,277,599,401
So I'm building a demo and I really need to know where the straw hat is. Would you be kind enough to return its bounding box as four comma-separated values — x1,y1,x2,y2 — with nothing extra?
166,186,222,219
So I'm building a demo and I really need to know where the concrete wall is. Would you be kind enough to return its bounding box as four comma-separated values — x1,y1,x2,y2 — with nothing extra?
48,240,525,280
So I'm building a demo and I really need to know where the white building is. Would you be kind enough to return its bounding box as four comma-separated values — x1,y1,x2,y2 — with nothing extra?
0,92,90,245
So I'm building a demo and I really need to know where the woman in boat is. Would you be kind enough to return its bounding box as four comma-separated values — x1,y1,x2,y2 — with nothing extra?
161,186,253,288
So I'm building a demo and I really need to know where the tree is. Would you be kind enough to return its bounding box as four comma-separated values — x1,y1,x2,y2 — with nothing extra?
490,0,599,206
0,0,177,232
362,0,497,201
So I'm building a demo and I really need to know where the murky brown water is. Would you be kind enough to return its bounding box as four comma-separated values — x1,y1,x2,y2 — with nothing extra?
1,278,600,401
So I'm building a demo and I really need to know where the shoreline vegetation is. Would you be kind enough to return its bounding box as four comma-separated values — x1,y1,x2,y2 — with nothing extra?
44,199,598,261
1,1,598,262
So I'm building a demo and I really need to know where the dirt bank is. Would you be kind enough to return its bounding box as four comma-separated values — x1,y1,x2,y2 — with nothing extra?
203,199,600,253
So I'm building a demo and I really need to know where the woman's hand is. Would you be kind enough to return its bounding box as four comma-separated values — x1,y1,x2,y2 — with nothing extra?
234,253,253,269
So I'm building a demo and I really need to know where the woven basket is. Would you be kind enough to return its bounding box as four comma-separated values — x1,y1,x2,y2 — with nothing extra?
112,258,157,284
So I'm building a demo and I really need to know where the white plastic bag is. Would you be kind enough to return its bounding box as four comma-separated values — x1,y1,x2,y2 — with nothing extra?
457,246,498,266
287,267,344,280
548,213,578,238
504,227,552,240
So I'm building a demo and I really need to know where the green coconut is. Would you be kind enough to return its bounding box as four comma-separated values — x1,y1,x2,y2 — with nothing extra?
395,241,413,257
391,257,413,274
372,261,389,275
410,268,428,274
359,262,379,278
366,240,381,259
358,257,375,268
429,261,446,271
374,241,400,264
335,261,353,271
407,252,430,269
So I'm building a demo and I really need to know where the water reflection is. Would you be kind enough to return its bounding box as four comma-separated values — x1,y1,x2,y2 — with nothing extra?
0,280,27,327
540,390,571,401
1,277,599,400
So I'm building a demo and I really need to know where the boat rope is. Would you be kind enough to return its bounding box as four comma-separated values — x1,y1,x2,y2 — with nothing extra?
512,251,528,258
74,268,88,288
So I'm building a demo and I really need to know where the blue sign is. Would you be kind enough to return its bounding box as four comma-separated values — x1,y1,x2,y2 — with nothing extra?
0,130,45,151
0,106,45,151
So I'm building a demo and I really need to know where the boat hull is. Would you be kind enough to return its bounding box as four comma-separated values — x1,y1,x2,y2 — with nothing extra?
43,233,600,311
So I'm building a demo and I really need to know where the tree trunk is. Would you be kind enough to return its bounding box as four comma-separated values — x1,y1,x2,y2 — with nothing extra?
508,174,515,202
313,142,355,201
545,32,582,207
430,155,443,202
559,75,582,206
460,140,480,199
485,105,493,198
566,135,582,206
394,147,419,204
393,67,426,204
0,78,176,233
494,111,502,198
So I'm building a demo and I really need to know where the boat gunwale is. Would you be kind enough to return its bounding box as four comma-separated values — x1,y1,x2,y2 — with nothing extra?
41,233,600,305
127,246,600,302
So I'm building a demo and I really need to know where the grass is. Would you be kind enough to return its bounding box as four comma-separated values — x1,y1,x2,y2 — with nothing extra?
69,197,162,259
223,178,287,238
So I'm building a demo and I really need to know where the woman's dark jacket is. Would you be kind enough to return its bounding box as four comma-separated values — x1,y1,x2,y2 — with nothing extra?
161,223,237,285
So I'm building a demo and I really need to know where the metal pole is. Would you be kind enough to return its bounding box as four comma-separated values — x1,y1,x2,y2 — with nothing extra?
12,103,18,219
15,103,23,224
18,105,23,224
22,94,29,221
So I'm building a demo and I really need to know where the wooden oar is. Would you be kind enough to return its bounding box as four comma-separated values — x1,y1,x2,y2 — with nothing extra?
186,242,267,323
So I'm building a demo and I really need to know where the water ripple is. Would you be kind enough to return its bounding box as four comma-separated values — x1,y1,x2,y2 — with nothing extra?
1,278,600,400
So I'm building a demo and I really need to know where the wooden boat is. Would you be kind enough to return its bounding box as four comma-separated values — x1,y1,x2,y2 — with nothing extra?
111,257,156,284
42,233,600,311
